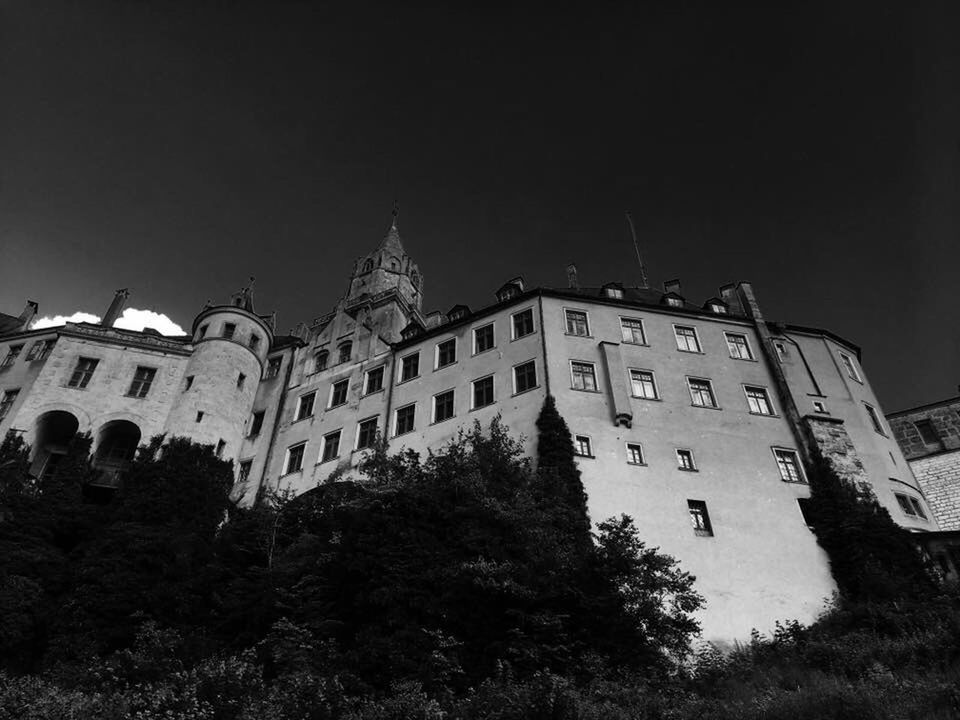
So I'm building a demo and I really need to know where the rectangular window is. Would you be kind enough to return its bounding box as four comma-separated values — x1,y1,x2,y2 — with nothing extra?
68,357,99,389
394,404,416,436
338,343,352,364
914,419,941,445
688,500,713,537
321,430,341,462
797,498,815,527
238,460,252,485
909,496,927,520
474,323,495,354
266,357,282,379
472,375,495,408
774,341,788,361
296,392,316,421
249,410,265,436
237,372,246,390
196,411,204,422
436,338,456,368
249,334,260,352
774,448,805,483
0,389,19,420
223,323,236,339
688,378,717,408
1,345,23,369
840,352,862,382
626,442,644,465
364,366,384,394
571,361,597,391
313,351,328,373
514,360,537,394
185,375,194,391
629,369,658,399
725,332,753,360
433,389,455,423
26,339,54,362
864,403,885,435
284,443,306,474
330,379,348,408
512,308,535,338
127,366,157,398
744,385,774,415
677,448,696,471
400,352,420,382
356,417,378,450
620,317,646,345
674,326,701,353
895,492,927,520
574,435,593,457
198,324,208,339
215,439,226,458
565,309,589,336
812,400,828,414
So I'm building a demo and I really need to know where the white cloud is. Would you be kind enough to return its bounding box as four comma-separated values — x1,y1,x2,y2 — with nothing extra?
31,308,186,336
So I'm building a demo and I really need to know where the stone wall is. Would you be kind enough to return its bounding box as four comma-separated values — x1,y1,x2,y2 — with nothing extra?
805,415,868,483
888,398,960,460
909,450,960,531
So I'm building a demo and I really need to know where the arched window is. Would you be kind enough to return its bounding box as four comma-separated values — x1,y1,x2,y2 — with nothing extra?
363,259,373,273
338,342,352,364
314,350,328,373
93,420,142,488
32,410,79,479
390,258,399,271
411,270,420,289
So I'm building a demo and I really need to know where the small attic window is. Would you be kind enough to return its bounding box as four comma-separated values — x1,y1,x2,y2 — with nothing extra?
449,310,464,321
604,286,624,299
663,295,683,308
706,301,728,314
496,285,520,302
401,324,423,341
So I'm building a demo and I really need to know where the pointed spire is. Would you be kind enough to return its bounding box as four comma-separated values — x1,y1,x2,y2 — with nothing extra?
391,199,399,231
379,201,405,255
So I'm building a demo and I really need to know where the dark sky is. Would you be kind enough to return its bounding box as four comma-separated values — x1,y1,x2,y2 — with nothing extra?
1,1,957,412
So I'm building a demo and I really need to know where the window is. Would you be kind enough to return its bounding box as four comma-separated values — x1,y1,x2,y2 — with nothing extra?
338,342,352,364
321,430,341,462
223,323,236,339
840,352,862,382
688,500,713,537
812,400,828,414
725,333,753,360
574,435,593,457
629,369,658,399
249,411,265,436
677,449,696,471
330,379,348,408
433,390,455,423
196,411,204,422
914,419,941,445
249,334,261,352
215,439,226,458
67,357,99,389
266,357,282,379
364,366,384,394
394,404,416,436
665,296,683,308
774,448,805,483
0,389,19,420
237,372,246,390
620,317,646,345
184,375,194,391
688,378,717,408
400,352,419,382
775,341,789,361
626,442,644,465
571,361,597,391
708,302,727,314
238,460,252,485
895,492,928,520
797,498,815,527
356,417,378,450
674,326,701,353
197,324,208,340
1,345,23,369
436,338,456,368
474,323,495,354
514,360,537,394
744,386,774,415
864,403,885,435
606,286,624,299
26,339,54,362
363,259,373,273
565,309,589,336
284,443,306,474
127,366,157,398
512,308,535,338
296,392,316,421
472,375,495,408
314,350,329,373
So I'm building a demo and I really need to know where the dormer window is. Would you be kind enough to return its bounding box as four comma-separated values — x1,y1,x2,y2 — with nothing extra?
662,294,684,308
602,283,624,299
401,322,424,341
447,305,470,322
338,342,352,364
704,298,728,314
495,278,524,303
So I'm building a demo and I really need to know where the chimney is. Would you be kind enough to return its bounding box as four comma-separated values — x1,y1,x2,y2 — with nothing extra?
663,278,681,295
102,288,130,328
17,301,38,331
718,283,744,315
566,263,579,289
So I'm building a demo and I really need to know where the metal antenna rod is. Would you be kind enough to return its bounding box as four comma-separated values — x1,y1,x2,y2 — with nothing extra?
625,212,649,289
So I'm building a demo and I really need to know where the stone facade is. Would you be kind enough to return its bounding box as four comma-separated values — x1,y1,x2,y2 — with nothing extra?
0,216,935,643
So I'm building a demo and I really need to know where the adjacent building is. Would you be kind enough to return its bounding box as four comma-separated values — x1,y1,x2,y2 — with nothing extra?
0,214,935,643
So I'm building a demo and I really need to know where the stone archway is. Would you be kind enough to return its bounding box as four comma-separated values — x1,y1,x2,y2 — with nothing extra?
91,419,142,488
30,410,80,479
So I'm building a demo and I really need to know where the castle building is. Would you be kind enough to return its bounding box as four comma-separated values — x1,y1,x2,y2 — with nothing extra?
0,214,935,643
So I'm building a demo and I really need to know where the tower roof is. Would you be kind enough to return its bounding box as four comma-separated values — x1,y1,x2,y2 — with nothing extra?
378,202,405,255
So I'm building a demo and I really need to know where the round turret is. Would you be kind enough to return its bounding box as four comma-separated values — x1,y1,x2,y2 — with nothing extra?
163,302,273,460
